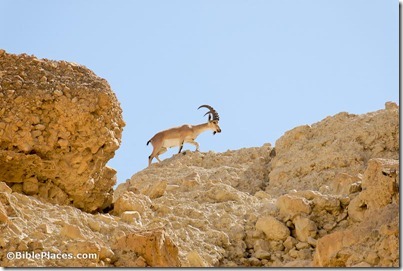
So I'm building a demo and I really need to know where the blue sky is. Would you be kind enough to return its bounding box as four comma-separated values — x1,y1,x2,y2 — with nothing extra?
1,0,398,185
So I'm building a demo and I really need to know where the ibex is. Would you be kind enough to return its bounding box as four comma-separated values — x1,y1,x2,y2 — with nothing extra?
147,105,221,166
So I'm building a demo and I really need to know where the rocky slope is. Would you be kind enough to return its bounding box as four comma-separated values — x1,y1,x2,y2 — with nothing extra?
0,50,399,267
113,101,399,267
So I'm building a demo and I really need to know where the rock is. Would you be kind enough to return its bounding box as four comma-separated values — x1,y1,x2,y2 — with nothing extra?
256,215,290,241
352,261,371,267
112,229,180,267
312,194,340,214
0,182,12,193
307,236,317,247
330,173,361,195
293,215,317,242
253,239,270,252
283,236,298,250
254,190,271,199
120,211,141,224
22,177,38,195
0,201,8,223
269,240,285,251
133,256,147,267
385,101,398,110
283,260,312,267
348,158,399,222
365,251,379,266
359,158,399,209
254,250,271,260
269,105,398,195
113,192,152,215
207,183,241,203
296,242,310,250
276,194,312,219
348,182,362,194
248,257,261,266
313,204,398,267
140,180,167,199
60,223,85,240
186,251,208,267
0,50,125,212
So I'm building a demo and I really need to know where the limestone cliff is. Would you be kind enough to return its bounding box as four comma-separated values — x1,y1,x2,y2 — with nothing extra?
0,50,399,267
0,50,125,212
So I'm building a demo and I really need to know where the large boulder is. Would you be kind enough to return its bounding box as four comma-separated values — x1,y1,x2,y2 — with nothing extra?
0,50,125,212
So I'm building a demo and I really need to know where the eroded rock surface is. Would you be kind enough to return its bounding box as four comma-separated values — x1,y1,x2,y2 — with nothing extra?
0,50,125,212
0,50,398,268
0,186,180,267
113,102,399,267
269,104,398,195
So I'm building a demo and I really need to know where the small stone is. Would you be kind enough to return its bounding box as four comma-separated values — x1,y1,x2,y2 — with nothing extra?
256,215,290,241
277,194,312,219
352,261,371,267
58,138,69,148
297,248,312,260
269,240,285,251
296,242,310,250
54,89,63,96
0,182,12,193
307,236,317,247
133,256,147,267
293,215,317,242
254,250,271,260
322,222,336,231
349,182,362,194
35,124,46,131
187,251,208,267
23,177,39,195
120,211,141,224
248,257,261,266
365,251,379,266
283,236,298,250
289,248,298,258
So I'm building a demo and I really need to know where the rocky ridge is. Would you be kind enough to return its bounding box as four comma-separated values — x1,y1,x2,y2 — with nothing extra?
113,101,398,267
0,51,399,267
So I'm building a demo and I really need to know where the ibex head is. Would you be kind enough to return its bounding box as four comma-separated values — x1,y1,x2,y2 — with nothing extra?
198,104,221,135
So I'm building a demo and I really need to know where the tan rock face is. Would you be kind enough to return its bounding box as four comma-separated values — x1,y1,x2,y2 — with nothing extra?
0,51,125,212
313,158,399,267
348,158,399,223
0,183,180,267
112,145,278,267
269,104,398,195
112,230,180,267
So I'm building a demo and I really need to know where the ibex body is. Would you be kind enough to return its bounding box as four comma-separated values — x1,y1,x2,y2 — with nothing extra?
147,105,221,166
